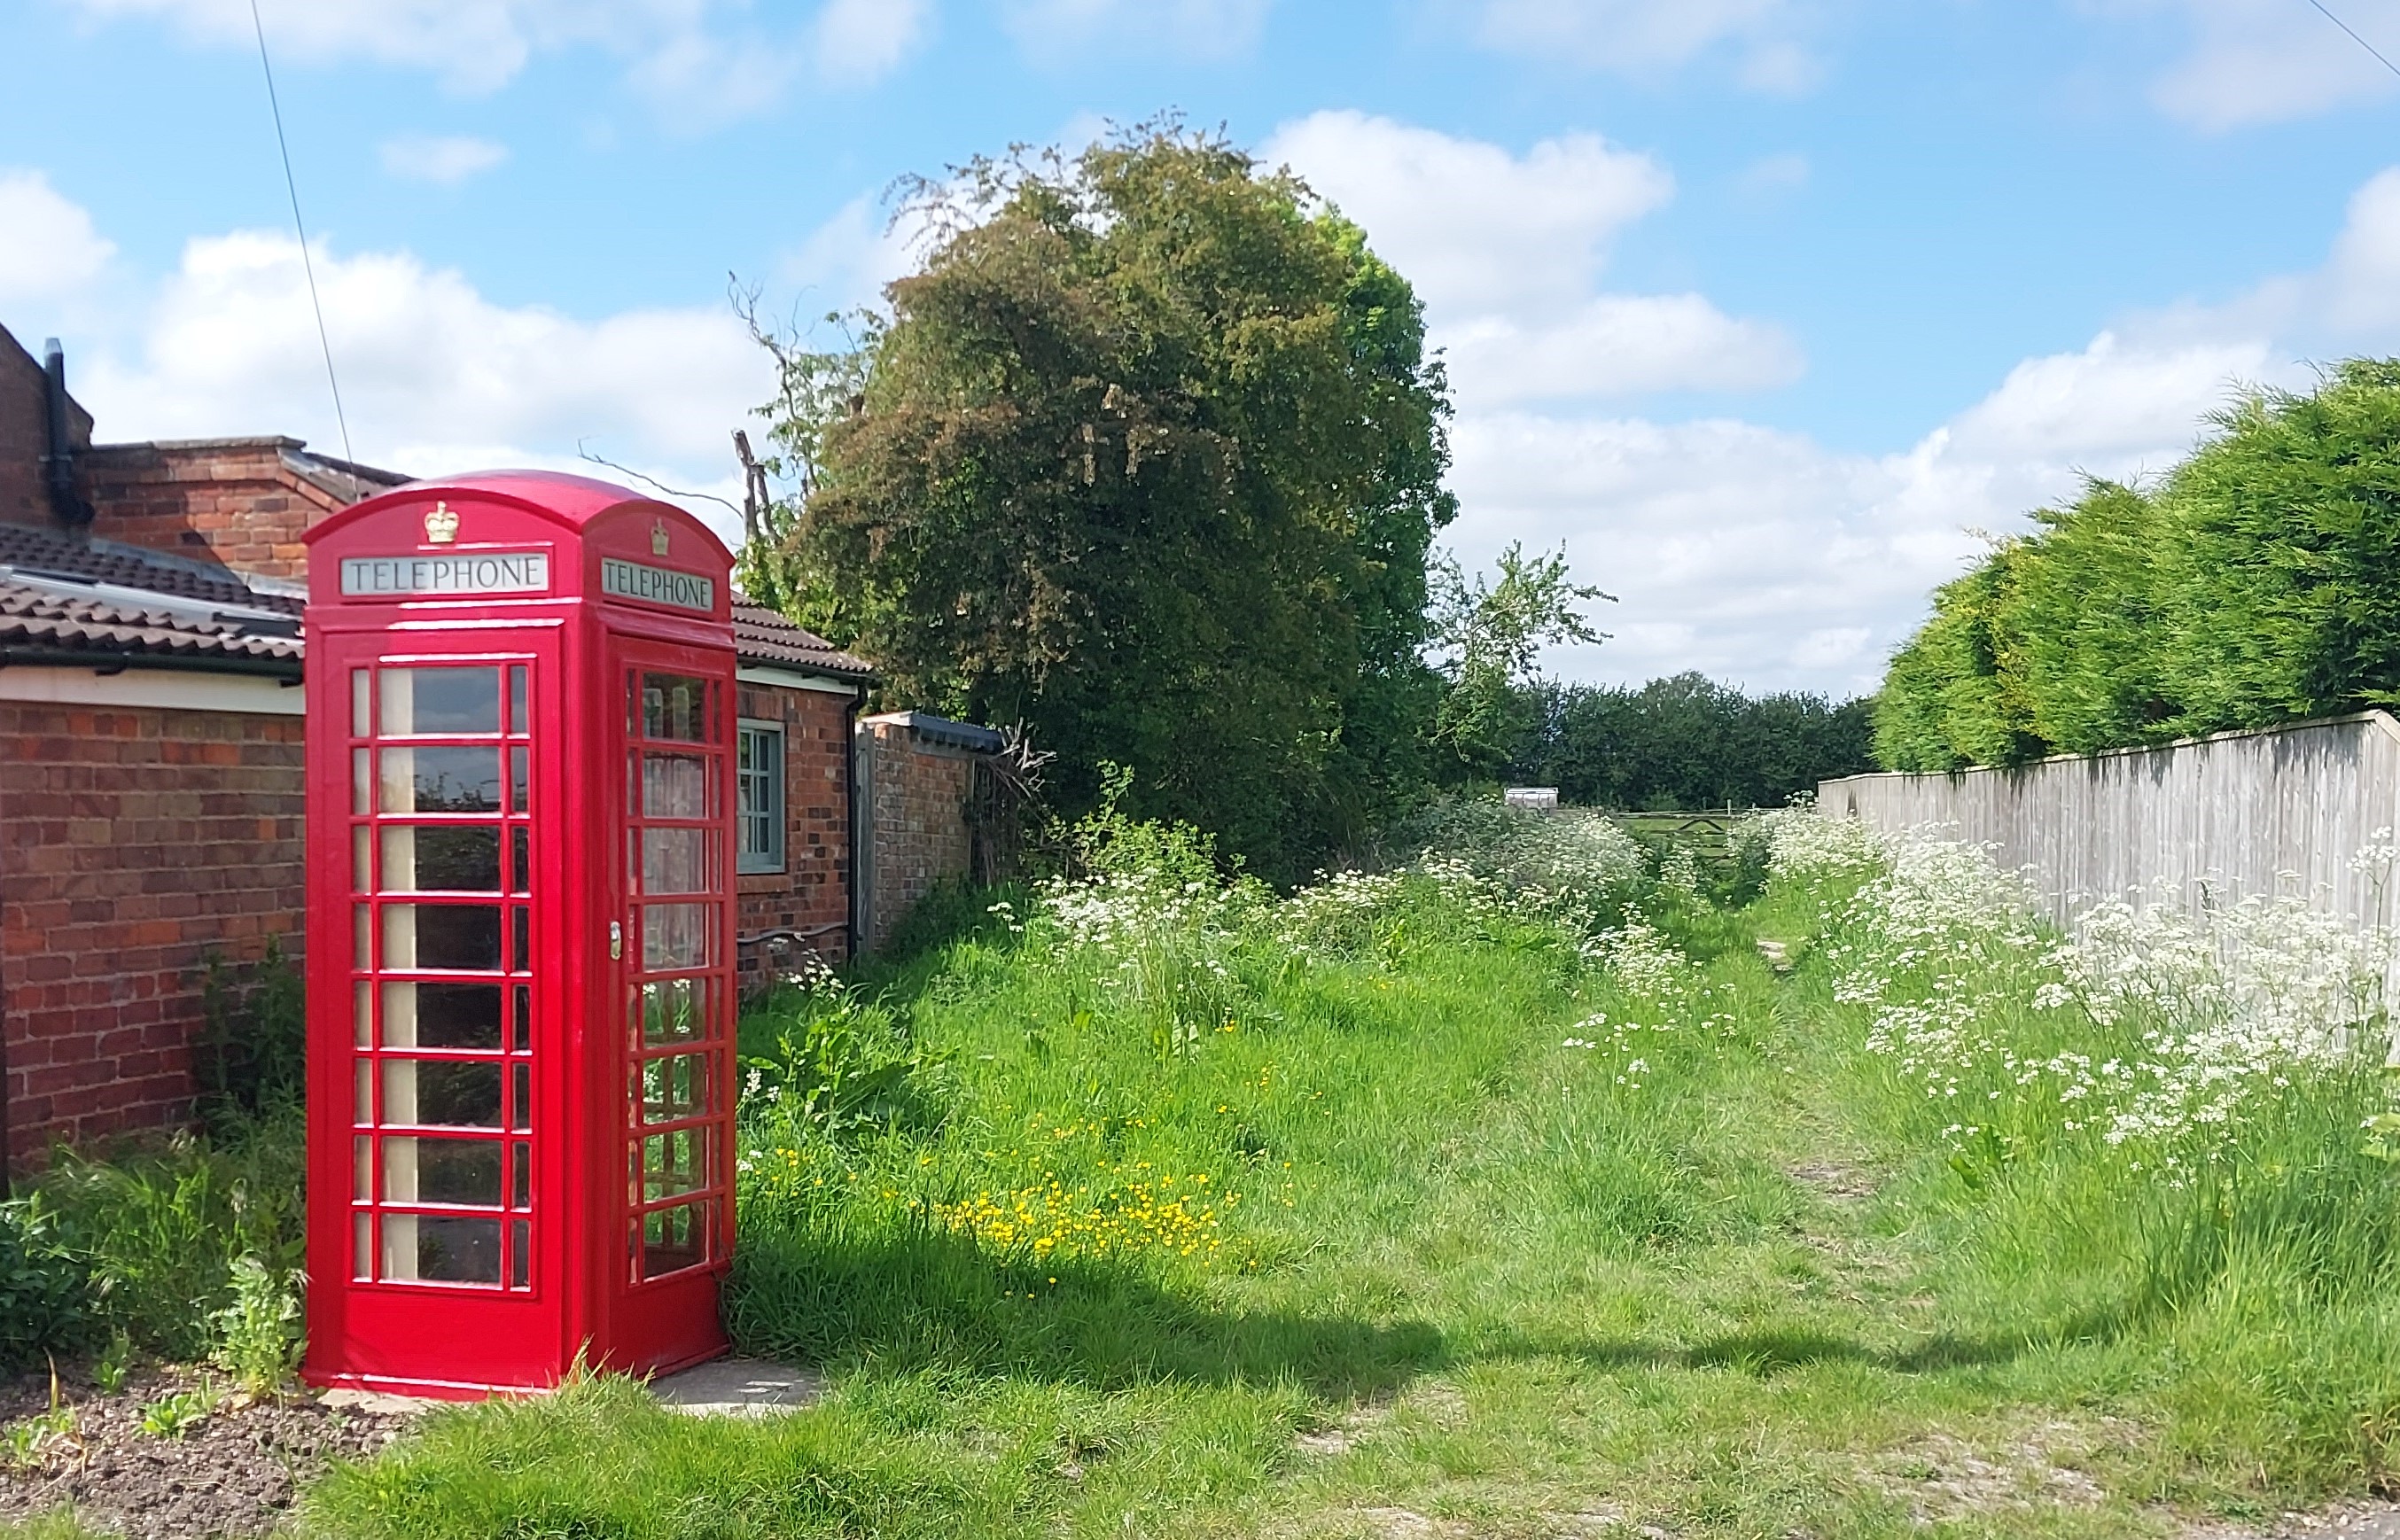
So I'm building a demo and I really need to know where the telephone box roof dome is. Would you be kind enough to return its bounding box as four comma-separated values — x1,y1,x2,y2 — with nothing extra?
304,468,714,544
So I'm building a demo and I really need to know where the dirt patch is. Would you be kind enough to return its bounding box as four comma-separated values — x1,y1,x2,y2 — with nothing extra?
1786,1160,1877,1202
0,1365,417,1538
2185,1501,2400,1538
1860,1422,2123,1521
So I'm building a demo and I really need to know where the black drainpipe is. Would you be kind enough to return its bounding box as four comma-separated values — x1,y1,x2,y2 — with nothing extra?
842,688,865,961
41,339,94,530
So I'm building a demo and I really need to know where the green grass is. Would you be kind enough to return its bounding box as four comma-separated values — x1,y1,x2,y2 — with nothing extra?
21,847,2398,1540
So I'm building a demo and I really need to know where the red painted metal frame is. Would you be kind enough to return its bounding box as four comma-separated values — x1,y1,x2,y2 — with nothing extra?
301,472,736,1400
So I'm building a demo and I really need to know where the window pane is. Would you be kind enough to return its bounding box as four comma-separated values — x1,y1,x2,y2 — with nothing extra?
508,666,528,735
353,826,372,892
384,904,502,971
382,825,500,892
636,977,704,1045
383,1137,502,1207
639,1130,707,1202
643,903,713,970
510,827,529,893
641,673,712,743
512,985,531,1052
638,1054,708,1124
510,1220,530,1288
386,1059,502,1127
642,753,708,819
381,668,500,735
354,1136,371,1202
511,1142,532,1209
352,669,370,737
640,1203,706,1279
384,982,503,1050
510,746,528,813
381,747,502,814
642,828,707,894
386,1214,502,1285
353,749,370,815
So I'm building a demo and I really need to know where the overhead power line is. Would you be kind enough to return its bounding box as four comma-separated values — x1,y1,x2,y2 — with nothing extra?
247,0,353,464
2306,0,2400,82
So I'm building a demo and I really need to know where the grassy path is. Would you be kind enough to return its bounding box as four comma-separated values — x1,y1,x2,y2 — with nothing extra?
290,884,2363,1539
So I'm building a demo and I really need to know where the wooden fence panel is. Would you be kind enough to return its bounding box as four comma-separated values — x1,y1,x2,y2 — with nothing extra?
1816,712,2400,934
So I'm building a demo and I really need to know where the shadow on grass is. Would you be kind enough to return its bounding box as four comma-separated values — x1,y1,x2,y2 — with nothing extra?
727,1224,1446,1400
728,1223,2139,1398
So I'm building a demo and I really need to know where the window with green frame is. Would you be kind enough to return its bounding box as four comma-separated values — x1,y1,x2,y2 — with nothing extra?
735,719,783,875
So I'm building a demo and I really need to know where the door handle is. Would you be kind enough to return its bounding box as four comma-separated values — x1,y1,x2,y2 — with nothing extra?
610,921,623,961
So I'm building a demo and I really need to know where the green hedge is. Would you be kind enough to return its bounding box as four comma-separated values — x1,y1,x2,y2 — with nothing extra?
1876,359,2400,770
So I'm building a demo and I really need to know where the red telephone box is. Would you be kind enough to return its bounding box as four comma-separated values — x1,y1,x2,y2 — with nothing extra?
300,471,738,1398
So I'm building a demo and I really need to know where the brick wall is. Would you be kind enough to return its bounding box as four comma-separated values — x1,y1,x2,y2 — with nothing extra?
855,717,982,953
0,325,91,531
734,682,855,976
0,703,306,1164
78,439,347,580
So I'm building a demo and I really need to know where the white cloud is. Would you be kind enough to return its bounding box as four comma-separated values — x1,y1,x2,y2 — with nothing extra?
1734,151,1811,198
57,227,766,546
1269,112,1671,315
1437,167,2400,695
814,0,931,81
57,0,919,123
1266,111,1797,401
2107,0,2400,128
378,135,510,185
1001,0,1272,60
0,171,117,306
1472,0,1819,91
1441,295,1802,403
775,193,939,315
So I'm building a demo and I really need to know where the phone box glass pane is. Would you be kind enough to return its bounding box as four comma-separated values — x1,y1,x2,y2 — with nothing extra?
381,668,500,736
385,1059,502,1127
382,1136,503,1207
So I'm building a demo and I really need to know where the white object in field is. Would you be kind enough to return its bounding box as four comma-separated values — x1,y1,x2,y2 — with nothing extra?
1504,787,1560,811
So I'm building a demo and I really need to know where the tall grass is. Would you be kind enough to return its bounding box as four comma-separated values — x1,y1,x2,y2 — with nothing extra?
290,802,2400,1536
1773,807,2400,1489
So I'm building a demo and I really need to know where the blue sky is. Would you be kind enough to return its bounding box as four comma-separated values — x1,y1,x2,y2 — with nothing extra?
6,0,2400,697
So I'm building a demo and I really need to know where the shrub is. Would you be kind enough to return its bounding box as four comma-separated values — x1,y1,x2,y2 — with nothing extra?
193,938,304,1133
0,1197,92,1371
1876,360,2400,768
34,1109,306,1361
212,1254,303,1396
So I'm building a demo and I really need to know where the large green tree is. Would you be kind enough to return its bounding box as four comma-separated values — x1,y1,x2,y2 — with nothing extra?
754,124,1455,880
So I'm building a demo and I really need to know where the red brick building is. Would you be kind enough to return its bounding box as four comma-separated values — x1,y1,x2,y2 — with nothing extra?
0,323,988,1171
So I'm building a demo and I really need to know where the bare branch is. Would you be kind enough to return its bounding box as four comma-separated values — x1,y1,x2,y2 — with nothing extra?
575,441,740,514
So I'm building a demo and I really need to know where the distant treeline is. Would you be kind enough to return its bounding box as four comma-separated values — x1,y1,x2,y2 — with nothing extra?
1877,359,2400,772
1500,672,1876,811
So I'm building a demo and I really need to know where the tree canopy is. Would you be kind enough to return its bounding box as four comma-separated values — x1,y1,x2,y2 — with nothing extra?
752,122,1456,881
1874,359,2400,771
1507,673,1875,811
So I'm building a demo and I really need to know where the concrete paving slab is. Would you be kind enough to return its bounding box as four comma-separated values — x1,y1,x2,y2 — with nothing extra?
319,1388,445,1416
650,1357,826,1418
